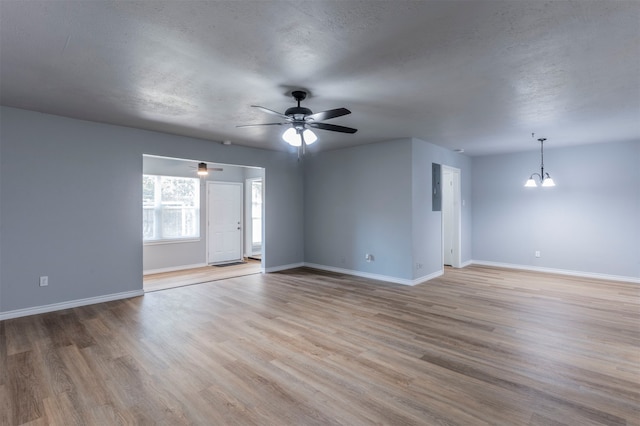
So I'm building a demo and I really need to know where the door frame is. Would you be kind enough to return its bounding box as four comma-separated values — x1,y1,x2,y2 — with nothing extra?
244,177,263,257
206,181,244,265
441,165,462,268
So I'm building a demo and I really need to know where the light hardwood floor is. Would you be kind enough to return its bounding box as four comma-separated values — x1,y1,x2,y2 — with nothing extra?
143,259,262,292
1,266,639,425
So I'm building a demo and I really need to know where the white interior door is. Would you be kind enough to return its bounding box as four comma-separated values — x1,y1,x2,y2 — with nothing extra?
207,182,243,264
442,166,461,267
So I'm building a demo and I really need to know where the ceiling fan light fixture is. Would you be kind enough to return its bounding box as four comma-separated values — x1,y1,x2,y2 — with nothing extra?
303,129,317,145
282,127,317,147
238,90,357,156
282,127,301,146
197,162,209,176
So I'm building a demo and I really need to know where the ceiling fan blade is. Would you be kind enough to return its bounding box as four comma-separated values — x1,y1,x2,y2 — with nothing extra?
189,165,224,171
307,122,358,134
251,105,292,121
236,122,287,128
305,107,351,122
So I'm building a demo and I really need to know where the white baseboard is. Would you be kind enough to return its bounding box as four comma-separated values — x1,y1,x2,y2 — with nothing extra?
411,269,445,285
460,259,473,268
470,260,640,284
0,290,145,321
264,262,305,273
303,263,442,286
143,262,208,276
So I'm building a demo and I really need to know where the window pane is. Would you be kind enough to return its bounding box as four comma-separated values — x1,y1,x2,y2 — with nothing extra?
142,175,156,240
252,218,262,245
143,175,155,204
162,177,197,207
143,207,155,239
251,180,262,246
143,174,200,242
161,205,183,239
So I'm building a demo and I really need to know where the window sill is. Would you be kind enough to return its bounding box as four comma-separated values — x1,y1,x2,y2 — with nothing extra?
144,238,201,246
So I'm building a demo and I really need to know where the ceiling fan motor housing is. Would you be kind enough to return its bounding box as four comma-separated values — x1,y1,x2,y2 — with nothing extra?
284,106,312,120
286,90,312,120
291,90,307,102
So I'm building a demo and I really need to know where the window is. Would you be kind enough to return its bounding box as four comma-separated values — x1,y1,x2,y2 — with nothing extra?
251,180,263,247
143,175,200,242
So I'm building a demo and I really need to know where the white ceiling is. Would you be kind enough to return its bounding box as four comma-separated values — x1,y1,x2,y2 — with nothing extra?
1,1,638,156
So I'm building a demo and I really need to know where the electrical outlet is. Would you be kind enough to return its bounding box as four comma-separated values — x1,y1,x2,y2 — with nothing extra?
416,263,423,269
535,251,541,258
365,254,374,262
39,276,49,287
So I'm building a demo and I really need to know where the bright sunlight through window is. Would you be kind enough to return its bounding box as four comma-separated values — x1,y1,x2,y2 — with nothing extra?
143,175,200,242
251,180,263,247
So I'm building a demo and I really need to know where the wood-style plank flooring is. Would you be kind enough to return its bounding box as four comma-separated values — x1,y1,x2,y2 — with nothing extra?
1,266,639,425
143,259,261,292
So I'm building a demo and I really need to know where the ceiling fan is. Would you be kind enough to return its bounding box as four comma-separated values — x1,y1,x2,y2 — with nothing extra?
237,90,357,156
189,162,223,177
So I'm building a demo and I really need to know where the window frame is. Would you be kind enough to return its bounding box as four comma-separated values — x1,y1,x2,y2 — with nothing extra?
143,174,201,244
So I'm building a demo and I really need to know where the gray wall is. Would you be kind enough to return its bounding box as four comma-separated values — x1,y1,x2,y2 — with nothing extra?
142,156,264,272
304,140,414,280
0,106,303,313
411,139,472,278
472,140,640,278
2,105,636,316
303,138,472,282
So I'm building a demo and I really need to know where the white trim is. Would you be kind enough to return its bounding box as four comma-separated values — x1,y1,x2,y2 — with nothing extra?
441,165,461,268
245,177,263,258
143,238,201,246
264,262,305,273
143,262,208,276
460,259,473,268
470,260,640,284
411,269,445,285
303,263,442,286
263,262,444,286
0,290,144,321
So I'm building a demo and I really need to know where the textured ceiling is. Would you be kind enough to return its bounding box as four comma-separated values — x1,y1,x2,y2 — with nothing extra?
1,1,638,156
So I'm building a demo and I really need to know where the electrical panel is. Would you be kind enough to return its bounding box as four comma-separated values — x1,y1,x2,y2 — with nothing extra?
432,163,441,211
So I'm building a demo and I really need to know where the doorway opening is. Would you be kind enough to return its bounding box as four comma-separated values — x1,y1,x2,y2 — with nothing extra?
442,165,461,268
142,154,264,292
